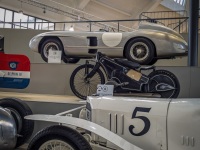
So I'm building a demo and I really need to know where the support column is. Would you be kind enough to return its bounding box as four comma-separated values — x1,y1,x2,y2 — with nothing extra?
188,0,199,66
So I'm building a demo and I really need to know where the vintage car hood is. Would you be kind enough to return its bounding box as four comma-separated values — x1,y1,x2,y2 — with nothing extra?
138,22,183,39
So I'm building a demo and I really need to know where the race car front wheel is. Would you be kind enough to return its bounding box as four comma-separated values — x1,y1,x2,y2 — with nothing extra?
125,38,155,65
40,38,63,62
40,38,79,63
28,125,92,150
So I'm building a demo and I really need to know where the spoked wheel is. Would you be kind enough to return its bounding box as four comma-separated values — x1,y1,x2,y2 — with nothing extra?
125,38,155,65
28,125,92,150
39,140,75,150
148,70,180,98
70,64,105,100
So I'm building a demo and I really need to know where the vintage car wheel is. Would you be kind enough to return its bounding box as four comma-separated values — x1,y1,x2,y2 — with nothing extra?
149,58,158,65
62,55,80,64
148,70,180,98
28,125,92,150
70,64,105,100
0,98,34,148
40,38,63,62
125,38,155,65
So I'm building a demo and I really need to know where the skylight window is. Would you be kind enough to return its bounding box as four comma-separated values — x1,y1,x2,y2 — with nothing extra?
174,0,185,6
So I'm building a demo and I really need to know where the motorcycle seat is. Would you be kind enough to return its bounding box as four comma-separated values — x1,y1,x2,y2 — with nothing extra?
114,59,140,69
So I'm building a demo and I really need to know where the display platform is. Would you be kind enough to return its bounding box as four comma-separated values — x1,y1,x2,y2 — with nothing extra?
0,92,83,104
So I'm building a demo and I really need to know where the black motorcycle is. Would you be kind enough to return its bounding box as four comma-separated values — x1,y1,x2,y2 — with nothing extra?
70,52,180,100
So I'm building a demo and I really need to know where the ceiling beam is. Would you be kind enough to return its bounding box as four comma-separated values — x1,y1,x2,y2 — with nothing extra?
131,0,162,19
130,0,162,28
92,0,131,17
78,0,91,10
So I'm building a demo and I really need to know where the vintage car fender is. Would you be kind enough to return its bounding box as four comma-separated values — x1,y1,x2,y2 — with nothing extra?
25,114,141,150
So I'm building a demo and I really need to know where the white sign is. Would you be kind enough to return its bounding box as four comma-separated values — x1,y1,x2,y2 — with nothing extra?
97,84,114,96
48,49,62,63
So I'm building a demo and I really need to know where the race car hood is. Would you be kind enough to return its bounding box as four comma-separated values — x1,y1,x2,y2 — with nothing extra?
139,22,184,39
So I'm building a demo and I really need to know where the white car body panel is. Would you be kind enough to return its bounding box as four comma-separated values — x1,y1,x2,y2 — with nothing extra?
88,96,169,150
167,99,200,149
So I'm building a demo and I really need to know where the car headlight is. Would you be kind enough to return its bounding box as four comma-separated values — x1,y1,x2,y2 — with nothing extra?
173,43,185,50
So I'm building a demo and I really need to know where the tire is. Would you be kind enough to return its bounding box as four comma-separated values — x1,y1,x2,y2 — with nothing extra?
40,38,63,62
28,125,92,150
125,38,155,65
70,64,105,100
148,58,158,65
0,98,34,148
62,55,80,64
148,70,180,98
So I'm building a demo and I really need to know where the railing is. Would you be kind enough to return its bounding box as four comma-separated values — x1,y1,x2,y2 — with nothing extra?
140,10,188,33
1,10,200,33
0,17,189,32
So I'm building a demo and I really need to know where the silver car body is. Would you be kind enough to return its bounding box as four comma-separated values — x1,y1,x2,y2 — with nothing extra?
29,22,188,58
26,96,200,150
0,107,17,150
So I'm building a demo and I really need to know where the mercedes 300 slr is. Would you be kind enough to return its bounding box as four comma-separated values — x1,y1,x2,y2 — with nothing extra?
29,22,188,65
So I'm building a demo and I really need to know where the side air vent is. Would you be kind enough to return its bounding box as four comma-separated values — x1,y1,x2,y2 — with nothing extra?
181,136,195,147
108,113,124,135
87,37,97,54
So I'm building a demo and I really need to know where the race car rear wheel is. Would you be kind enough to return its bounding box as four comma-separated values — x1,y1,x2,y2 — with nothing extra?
40,38,63,62
62,55,80,64
125,38,155,65
0,98,34,148
70,64,105,100
28,125,92,150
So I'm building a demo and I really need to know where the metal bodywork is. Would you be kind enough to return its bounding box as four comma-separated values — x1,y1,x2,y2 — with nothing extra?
29,22,188,59
26,96,200,150
0,107,17,150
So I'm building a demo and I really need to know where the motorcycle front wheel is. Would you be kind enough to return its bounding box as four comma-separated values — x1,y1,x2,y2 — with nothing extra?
70,64,105,100
148,70,180,98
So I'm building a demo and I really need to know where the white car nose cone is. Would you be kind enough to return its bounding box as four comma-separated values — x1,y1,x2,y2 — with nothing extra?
102,33,122,47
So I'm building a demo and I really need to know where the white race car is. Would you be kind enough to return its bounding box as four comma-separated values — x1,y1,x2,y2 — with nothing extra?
26,96,200,150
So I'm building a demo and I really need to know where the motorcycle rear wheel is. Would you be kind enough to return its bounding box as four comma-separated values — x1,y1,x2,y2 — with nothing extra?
70,64,105,100
148,70,180,98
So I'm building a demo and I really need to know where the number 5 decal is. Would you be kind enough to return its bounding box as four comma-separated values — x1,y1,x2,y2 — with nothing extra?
129,107,151,136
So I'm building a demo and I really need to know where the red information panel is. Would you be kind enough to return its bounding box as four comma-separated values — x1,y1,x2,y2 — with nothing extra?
0,53,30,89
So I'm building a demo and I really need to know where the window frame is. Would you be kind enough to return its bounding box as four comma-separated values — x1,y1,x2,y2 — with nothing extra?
0,6,55,30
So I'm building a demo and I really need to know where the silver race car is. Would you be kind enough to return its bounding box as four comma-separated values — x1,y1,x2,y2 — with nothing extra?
29,22,188,65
